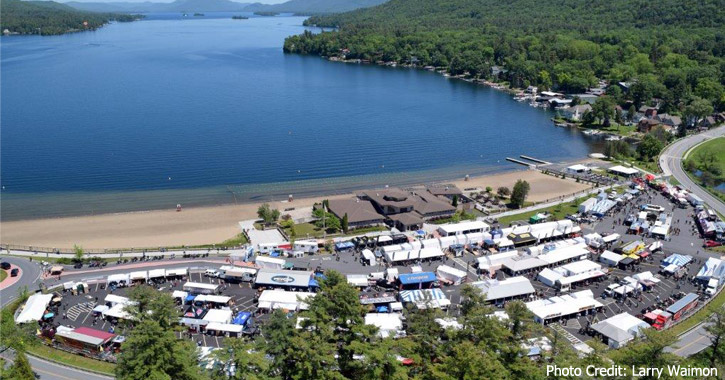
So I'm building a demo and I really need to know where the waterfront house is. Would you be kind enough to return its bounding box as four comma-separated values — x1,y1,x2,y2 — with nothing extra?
560,104,592,121
699,116,717,129
425,184,463,203
327,198,386,230
638,106,658,118
361,188,456,231
637,118,662,133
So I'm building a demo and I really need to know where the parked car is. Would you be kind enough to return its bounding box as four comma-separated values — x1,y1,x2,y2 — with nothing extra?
10,268,19,277
705,240,723,248
0,262,10,270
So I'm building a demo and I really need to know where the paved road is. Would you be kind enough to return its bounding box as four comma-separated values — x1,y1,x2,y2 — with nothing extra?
0,256,43,305
659,125,725,357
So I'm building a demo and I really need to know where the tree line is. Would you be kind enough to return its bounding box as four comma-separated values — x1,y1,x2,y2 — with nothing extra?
284,0,724,116
0,0,141,36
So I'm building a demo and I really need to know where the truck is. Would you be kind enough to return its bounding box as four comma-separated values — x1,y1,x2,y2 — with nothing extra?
653,293,699,330
706,279,719,296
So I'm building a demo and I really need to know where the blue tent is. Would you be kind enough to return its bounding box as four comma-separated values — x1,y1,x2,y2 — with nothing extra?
335,241,355,251
232,312,251,326
376,306,389,313
309,279,320,288
185,295,196,303
270,251,280,257
398,272,436,286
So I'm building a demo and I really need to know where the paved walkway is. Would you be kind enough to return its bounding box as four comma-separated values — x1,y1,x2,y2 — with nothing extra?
0,264,22,291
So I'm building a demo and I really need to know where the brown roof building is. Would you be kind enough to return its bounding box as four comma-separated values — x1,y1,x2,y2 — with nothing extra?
327,199,385,229
361,188,456,230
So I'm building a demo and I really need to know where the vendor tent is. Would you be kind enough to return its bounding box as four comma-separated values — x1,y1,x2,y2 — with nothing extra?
15,293,53,323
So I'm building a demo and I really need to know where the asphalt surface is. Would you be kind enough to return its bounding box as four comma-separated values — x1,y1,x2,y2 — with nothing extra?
659,126,725,357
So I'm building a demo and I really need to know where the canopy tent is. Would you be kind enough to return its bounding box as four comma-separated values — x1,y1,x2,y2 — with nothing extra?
104,294,132,306
364,313,404,338
347,274,370,287
399,288,450,309
92,305,109,313
15,293,53,323
233,312,251,326
600,250,624,266
476,251,519,272
436,265,467,285
103,304,134,320
129,271,147,281
421,238,441,249
257,289,315,311
165,267,188,277
602,233,621,243
194,295,232,304
419,247,444,259
471,276,536,303
696,258,724,280
335,241,355,251
106,273,130,285
183,282,220,294
206,322,244,334
255,256,286,269
361,249,376,263
203,309,233,324
662,254,693,268
148,269,165,278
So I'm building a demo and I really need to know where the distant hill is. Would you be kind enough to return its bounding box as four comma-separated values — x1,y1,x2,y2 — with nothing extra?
0,0,140,35
66,0,388,15
244,0,388,14
67,0,250,13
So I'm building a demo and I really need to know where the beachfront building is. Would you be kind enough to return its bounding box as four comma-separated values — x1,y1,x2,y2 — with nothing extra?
327,199,385,230
425,184,463,202
360,188,456,231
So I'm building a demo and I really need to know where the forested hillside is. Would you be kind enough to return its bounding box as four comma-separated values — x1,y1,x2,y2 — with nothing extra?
245,0,388,14
0,0,140,35
284,0,724,112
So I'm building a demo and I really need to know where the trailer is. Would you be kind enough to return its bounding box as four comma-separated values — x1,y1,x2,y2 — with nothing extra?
293,240,319,254
653,293,698,330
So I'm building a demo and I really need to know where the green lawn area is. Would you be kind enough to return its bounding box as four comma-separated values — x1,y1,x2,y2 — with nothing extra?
0,269,7,282
683,136,725,203
26,344,116,375
497,196,589,226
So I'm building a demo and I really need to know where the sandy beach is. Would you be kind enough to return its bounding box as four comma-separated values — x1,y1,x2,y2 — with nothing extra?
0,169,590,249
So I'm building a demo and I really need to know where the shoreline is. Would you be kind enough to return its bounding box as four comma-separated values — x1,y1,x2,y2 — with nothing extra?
0,168,593,250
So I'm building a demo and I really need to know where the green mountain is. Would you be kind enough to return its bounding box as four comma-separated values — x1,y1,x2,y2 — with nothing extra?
66,0,250,13
285,0,724,113
245,0,388,14
0,0,140,35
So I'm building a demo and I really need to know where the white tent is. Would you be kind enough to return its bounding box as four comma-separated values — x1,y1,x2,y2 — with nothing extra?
206,322,244,334
172,290,188,300
104,294,132,306
203,309,233,324
419,247,444,259
538,268,564,287
15,293,53,323
148,269,165,278
106,273,130,286
364,313,404,338
599,250,624,266
257,289,315,311
129,271,148,281
347,274,370,287
255,256,285,269
421,238,441,249
438,236,457,249
361,249,376,263
165,267,188,277
103,304,134,320
436,265,467,285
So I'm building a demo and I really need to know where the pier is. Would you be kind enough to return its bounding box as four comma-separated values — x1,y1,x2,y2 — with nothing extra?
520,155,551,165
506,157,535,167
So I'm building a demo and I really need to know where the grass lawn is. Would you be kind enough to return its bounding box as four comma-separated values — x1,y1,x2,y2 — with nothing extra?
497,196,589,226
683,136,725,203
600,122,637,136
26,344,116,375
0,270,7,282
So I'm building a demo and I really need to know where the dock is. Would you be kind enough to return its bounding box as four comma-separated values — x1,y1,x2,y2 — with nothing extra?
506,157,535,167
520,155,551,165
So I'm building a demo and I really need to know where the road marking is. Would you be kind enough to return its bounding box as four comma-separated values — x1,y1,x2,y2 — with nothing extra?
673,334,709,355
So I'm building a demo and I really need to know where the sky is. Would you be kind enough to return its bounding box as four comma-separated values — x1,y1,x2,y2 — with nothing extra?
58,0,287,3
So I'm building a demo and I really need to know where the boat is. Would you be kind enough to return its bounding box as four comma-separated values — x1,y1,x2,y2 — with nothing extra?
605,135,622,141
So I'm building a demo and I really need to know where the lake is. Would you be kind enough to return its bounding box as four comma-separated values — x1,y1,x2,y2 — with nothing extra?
0,13,603,220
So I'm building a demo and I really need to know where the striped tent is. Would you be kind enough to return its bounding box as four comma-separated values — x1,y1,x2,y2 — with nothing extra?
399,289,450,309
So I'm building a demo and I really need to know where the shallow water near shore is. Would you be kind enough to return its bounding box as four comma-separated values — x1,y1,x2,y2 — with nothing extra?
1,13,602,221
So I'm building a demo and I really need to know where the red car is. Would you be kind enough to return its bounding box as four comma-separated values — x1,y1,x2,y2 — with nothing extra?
705,240,723,248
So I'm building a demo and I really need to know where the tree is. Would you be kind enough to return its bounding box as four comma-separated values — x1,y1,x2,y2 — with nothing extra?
592,96,615,126
485,186,492,193
683,97,714,127
73,244,84,264
637,133,664,161
342,213,349,234
261,310,295,379
6,350,34,380
611,329,680,380
497,186,510,198
510,180,530,208
116,313,202,380
451,195,458,208
257,203,280,225
581,109,596,127
214,340,272,380
627,104,637,122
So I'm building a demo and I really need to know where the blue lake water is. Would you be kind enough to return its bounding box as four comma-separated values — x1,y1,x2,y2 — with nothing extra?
1,13,603,220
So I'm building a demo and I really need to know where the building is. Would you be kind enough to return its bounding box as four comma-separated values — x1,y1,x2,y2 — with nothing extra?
54,327,116,352
608,165,639,177
655,113,682,128
566,164,591,174
361,188,455,231
425,184,463,201
526,290,603,324
637,118,662,133
327,198,385,229
560,104,592,121
590,313,649,348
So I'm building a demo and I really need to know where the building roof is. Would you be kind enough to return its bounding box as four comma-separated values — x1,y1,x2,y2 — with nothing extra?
388,212,424,227
327,198,384,224
412,191,456,216
56,328,116,347
590,312,649,344
363,188,416,209
15,293,53,323
254,269,313,288
608,165,639,175
426,184,463,197
438,220,489,234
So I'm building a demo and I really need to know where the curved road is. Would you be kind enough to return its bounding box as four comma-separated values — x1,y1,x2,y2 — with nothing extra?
0,255,113,380
659,125,725,357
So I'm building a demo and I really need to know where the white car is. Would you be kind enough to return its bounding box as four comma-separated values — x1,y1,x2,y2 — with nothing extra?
205,269,220,278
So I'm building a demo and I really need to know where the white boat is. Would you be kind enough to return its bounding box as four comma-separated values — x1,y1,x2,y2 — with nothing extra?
605,135,622,141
